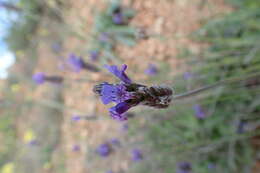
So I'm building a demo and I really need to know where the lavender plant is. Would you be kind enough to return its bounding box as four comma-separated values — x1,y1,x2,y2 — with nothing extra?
93,64,173,121
32,72,64,84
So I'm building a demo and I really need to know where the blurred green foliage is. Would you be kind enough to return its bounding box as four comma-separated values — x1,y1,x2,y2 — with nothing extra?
89,0,137,62
0,112,16,167
130,0,260,173
4,0,64,53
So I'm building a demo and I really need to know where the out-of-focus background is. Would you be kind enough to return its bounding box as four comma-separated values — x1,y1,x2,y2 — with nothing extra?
0,0,260,173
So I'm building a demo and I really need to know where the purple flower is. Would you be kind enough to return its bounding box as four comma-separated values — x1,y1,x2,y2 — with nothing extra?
72,145,80,152
183,72,192,80
28,140,38,146
110,138,120,146
71,115,81,122
131,149,143,161
89,50,99,61
93,64,173,121
96,143,111,157
145,64,158,76
101,83,132,104
109,102,132,121
176,162,192,173
112,13,124,24
193,104,206,119
67,54,85,72
32,72,46,84
104,64,132,84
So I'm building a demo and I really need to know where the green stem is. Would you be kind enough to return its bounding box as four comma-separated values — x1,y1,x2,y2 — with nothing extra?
173,72,260,100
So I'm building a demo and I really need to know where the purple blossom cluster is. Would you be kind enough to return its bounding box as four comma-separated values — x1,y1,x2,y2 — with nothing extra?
96,143,111,157
131,149,143,162
32,72,63,85
67,54,86,72
145,64,158,76
193,104,206,119
93,64,173,121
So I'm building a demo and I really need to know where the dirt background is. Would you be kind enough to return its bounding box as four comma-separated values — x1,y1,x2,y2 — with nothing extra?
10,0,234,173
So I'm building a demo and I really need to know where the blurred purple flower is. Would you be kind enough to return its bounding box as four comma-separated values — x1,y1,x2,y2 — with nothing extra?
176,162,192,173
237,121,247,134
99,32,110,42
72,145,81,152
112,13,124,24
131,149,143,162
32,73,63,84
89,50,100,61
121,123,129,131
104,64,132,84
32,72,46,84
71,115,81,122
106,171,113,173
68,54,99,72
28,140,38,146
193,104,206,119
110,138,120,147
93,64,173,121
51,42,62,53
145,64,158,76
67,54,85,72
207,163,216,169
96,143,111,157
183,72,192,80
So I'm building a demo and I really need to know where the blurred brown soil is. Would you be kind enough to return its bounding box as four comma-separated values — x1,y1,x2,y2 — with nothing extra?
27,0,232,173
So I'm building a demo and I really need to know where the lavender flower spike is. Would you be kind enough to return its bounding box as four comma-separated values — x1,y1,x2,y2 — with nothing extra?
145,64,158,76
96,143,111,157
32,72,46,84
68,54,99,72
193,104,206,119
112,13,124,24
32,73,63,84
67,54,85,72
131,149,143,161
94,64,173,121
89,50,99,61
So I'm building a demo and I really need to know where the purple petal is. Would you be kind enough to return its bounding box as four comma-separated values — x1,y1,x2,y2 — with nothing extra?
104,64,132,84
101,84,118,104
71,115,81,122
67,54,85,72
109,102,131,121
131,149,143,161
183,72,192,80
72,145,81,151
110,138,120,146
193,104,206,119
145,64,158,76
32,72,46,84
112,13,123,24
101,83,132,105
96,143,111,157
89,50,99,61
